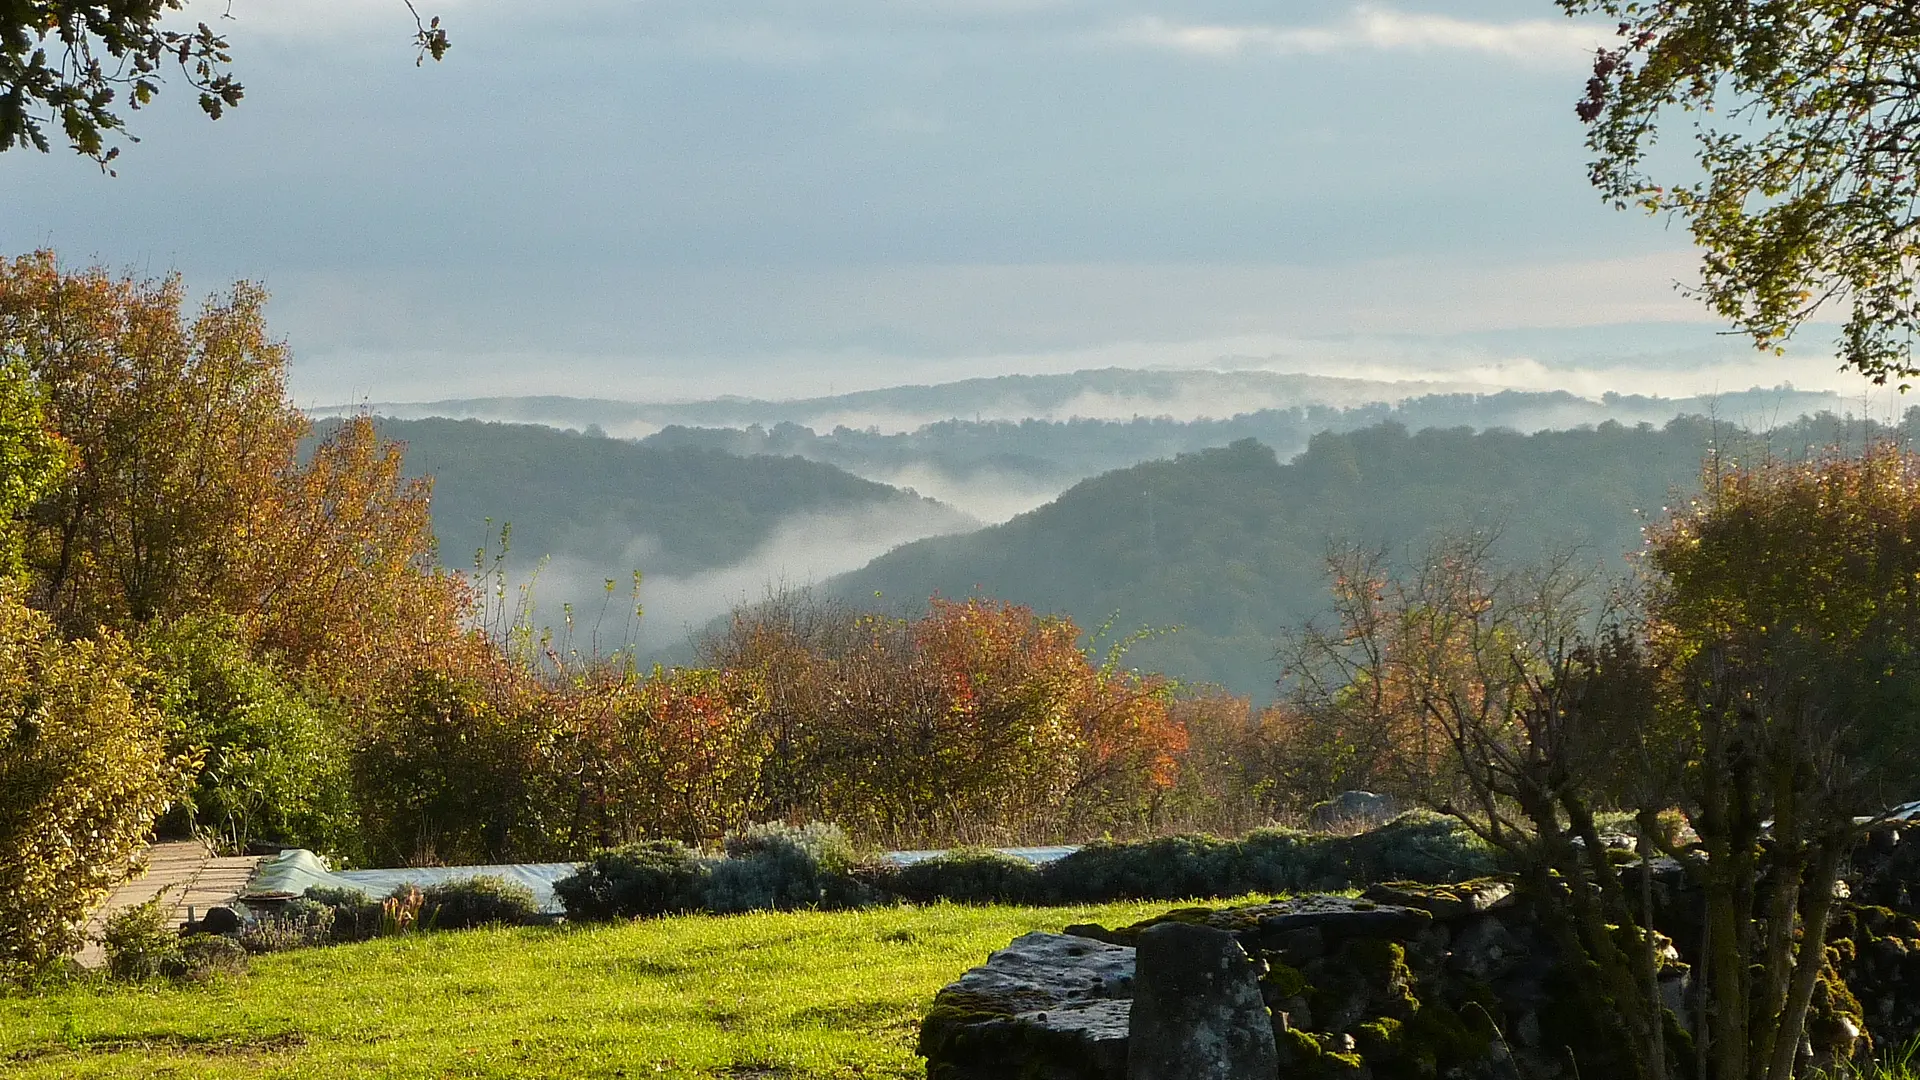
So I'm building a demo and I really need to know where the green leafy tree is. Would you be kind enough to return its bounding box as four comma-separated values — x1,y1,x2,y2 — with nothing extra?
140,615,359,858
1,1,448,168
354,667,554,865
1639,445,1920,1080
1569,0,1920,385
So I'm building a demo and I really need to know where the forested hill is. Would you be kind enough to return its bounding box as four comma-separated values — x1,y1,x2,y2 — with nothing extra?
309,417,974,578
637,386,1844,520
824,415,1889,698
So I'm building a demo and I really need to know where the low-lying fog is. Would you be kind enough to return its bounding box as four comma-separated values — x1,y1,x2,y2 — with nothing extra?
505,501,979,657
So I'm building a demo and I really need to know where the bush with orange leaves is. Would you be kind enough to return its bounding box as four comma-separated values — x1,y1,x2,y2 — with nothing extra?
548,666,773,851
1154,690,1311,833
704,593,1184,846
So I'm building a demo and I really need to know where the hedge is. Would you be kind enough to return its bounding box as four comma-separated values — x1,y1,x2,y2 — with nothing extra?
554,812,1502,921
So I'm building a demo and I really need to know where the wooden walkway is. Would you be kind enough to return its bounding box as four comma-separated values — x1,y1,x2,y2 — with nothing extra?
74,840,264,968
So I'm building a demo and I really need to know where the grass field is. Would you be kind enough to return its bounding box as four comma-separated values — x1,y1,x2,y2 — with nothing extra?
0,899,1202,1080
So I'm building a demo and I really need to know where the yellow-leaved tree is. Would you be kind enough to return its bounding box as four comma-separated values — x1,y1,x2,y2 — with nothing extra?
0,589,187,978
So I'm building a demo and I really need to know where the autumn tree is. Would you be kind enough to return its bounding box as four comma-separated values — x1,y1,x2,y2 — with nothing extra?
1569,0,1920,385
0,253,474,696
1,1,448,167
235,415,473,698
1290,446,1920,1079
707,592,1183,844
0,253,304,633
1640,445,1920,1080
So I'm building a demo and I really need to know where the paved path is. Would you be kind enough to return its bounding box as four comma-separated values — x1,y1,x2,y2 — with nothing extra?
74,841,263,968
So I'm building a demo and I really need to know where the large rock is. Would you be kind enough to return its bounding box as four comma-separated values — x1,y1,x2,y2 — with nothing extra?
1127,922,1278,1080
1121,895,1436,955
1364,879,1513,921
919,930,1135,1080
1309,790,1401,832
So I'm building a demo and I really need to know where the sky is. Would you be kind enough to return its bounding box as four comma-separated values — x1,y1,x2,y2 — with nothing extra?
0,0,1877,407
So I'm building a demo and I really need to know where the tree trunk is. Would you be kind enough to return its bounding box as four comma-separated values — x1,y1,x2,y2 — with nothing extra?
1763,842,1846,1080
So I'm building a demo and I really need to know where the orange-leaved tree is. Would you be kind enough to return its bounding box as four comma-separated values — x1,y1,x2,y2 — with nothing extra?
709,592,1183,844
235,415,475,698
0,252,303,633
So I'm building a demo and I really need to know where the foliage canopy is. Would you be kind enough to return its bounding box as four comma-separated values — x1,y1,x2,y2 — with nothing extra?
1571,0,1920,384
0,1,447,168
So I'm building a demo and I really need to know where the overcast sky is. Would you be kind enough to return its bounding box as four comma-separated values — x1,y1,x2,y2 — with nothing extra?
0,0,1876,406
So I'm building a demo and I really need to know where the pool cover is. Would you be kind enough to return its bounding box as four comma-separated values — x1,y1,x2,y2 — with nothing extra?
244,850,582,914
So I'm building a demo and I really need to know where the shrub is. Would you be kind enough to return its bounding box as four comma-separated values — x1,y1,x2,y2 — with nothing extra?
237,899,334,953
1042,834,1242,902
304,886,383,943
549,815,1505,920
724,821,856,874
101,898,250,981
1342,811,1500,884
705,850,820,914
555,825,877,922
554,666,774,850
553,840,711,921
886,848,1043,905
169,934,248,982
1036,814,1501,904
0,591,184,980
102,895,182,981
418,875,540,929
707,821,870,913
141,615,359,857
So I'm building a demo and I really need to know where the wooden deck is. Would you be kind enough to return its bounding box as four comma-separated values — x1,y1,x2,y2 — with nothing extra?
74,840,264,968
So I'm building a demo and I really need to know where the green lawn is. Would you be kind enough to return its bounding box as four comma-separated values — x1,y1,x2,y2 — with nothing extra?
0,899,1198,1080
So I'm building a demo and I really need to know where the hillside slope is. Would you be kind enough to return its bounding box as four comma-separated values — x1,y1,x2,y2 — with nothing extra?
639,385,1843,522
826,416,1875,697
309,419,976,642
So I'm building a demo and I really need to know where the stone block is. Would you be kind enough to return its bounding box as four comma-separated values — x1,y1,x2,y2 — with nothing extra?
1127,922,1278,1080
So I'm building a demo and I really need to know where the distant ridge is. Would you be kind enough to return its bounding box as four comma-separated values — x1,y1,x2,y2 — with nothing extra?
306,367,1511,433
308,366,1847,439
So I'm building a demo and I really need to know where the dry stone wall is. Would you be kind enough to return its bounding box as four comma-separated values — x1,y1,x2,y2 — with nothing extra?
921,871,1911,1080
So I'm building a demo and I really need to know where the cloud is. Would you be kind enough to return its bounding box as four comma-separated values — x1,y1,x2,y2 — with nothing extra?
1111,7,1613,66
